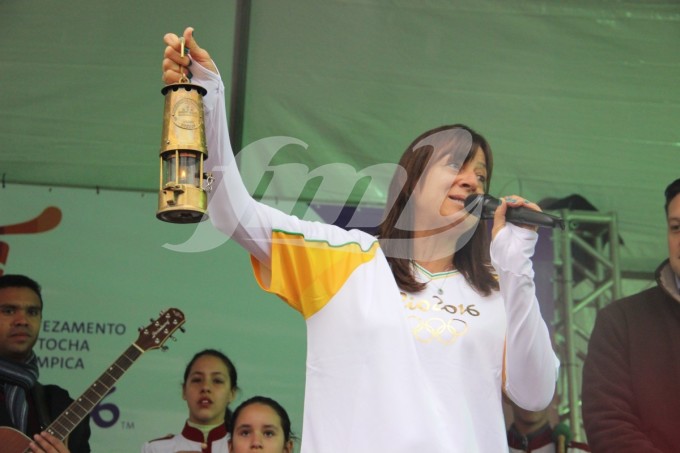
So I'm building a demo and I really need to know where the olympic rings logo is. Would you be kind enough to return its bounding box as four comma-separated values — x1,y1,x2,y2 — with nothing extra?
407,315,469,344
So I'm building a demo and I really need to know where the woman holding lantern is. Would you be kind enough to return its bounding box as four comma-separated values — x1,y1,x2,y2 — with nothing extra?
161,27,558,453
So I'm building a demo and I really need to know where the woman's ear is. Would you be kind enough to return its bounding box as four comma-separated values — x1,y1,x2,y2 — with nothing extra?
284,439,294,453
228,388,238,404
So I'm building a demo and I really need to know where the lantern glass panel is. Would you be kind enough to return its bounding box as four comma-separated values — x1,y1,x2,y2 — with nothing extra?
161,152,177,186
178,151,201,187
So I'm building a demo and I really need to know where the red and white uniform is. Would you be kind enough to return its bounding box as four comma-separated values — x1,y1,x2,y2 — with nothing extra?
141,422,229,453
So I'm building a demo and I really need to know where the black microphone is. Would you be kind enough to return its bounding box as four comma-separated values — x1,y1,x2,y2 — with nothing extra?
464,194,565,229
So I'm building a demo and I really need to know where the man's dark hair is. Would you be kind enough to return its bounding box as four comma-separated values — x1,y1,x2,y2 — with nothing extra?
0,274,44,307
665,178,680,215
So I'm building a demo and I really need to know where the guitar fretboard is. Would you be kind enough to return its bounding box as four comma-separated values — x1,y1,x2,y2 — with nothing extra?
45,344,143,440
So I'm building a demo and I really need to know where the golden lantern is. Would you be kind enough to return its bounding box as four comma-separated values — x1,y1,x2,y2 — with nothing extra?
157,38,212,223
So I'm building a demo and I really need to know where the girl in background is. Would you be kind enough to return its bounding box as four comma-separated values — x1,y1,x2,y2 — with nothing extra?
142,349,238,453
229,396,294,453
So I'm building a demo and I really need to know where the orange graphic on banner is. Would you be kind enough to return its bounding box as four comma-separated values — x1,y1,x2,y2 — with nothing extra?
0,206,62,276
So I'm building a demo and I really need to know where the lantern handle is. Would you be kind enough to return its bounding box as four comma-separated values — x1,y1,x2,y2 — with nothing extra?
178,37,189,84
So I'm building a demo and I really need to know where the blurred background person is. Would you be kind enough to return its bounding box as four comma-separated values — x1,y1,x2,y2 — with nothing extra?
0,274,91,453
142,349,238,453
506,395,590,452
582,178,680,453
228,396,294,453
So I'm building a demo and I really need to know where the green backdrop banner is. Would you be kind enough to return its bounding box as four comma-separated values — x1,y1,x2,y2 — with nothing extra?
1,183,306,452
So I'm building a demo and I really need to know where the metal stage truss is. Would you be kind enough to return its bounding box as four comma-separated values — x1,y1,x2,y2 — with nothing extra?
551,209,622,442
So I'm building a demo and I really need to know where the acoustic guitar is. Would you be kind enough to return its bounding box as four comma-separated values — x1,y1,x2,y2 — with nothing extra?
0,307,186,452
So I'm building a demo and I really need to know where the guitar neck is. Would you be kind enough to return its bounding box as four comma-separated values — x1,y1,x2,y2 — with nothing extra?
44,343,143,441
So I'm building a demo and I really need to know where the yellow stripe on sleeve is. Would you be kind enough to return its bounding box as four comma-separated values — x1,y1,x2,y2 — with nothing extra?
252,230,379,319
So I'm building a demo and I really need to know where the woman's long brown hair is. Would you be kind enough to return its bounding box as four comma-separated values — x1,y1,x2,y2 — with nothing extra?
378,124,499,296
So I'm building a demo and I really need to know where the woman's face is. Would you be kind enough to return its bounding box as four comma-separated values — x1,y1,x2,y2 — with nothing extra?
412,146,487,233
229,403,293,453
182,354,235,425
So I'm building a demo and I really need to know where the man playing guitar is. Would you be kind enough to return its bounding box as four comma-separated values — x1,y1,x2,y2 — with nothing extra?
0,274,91,453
